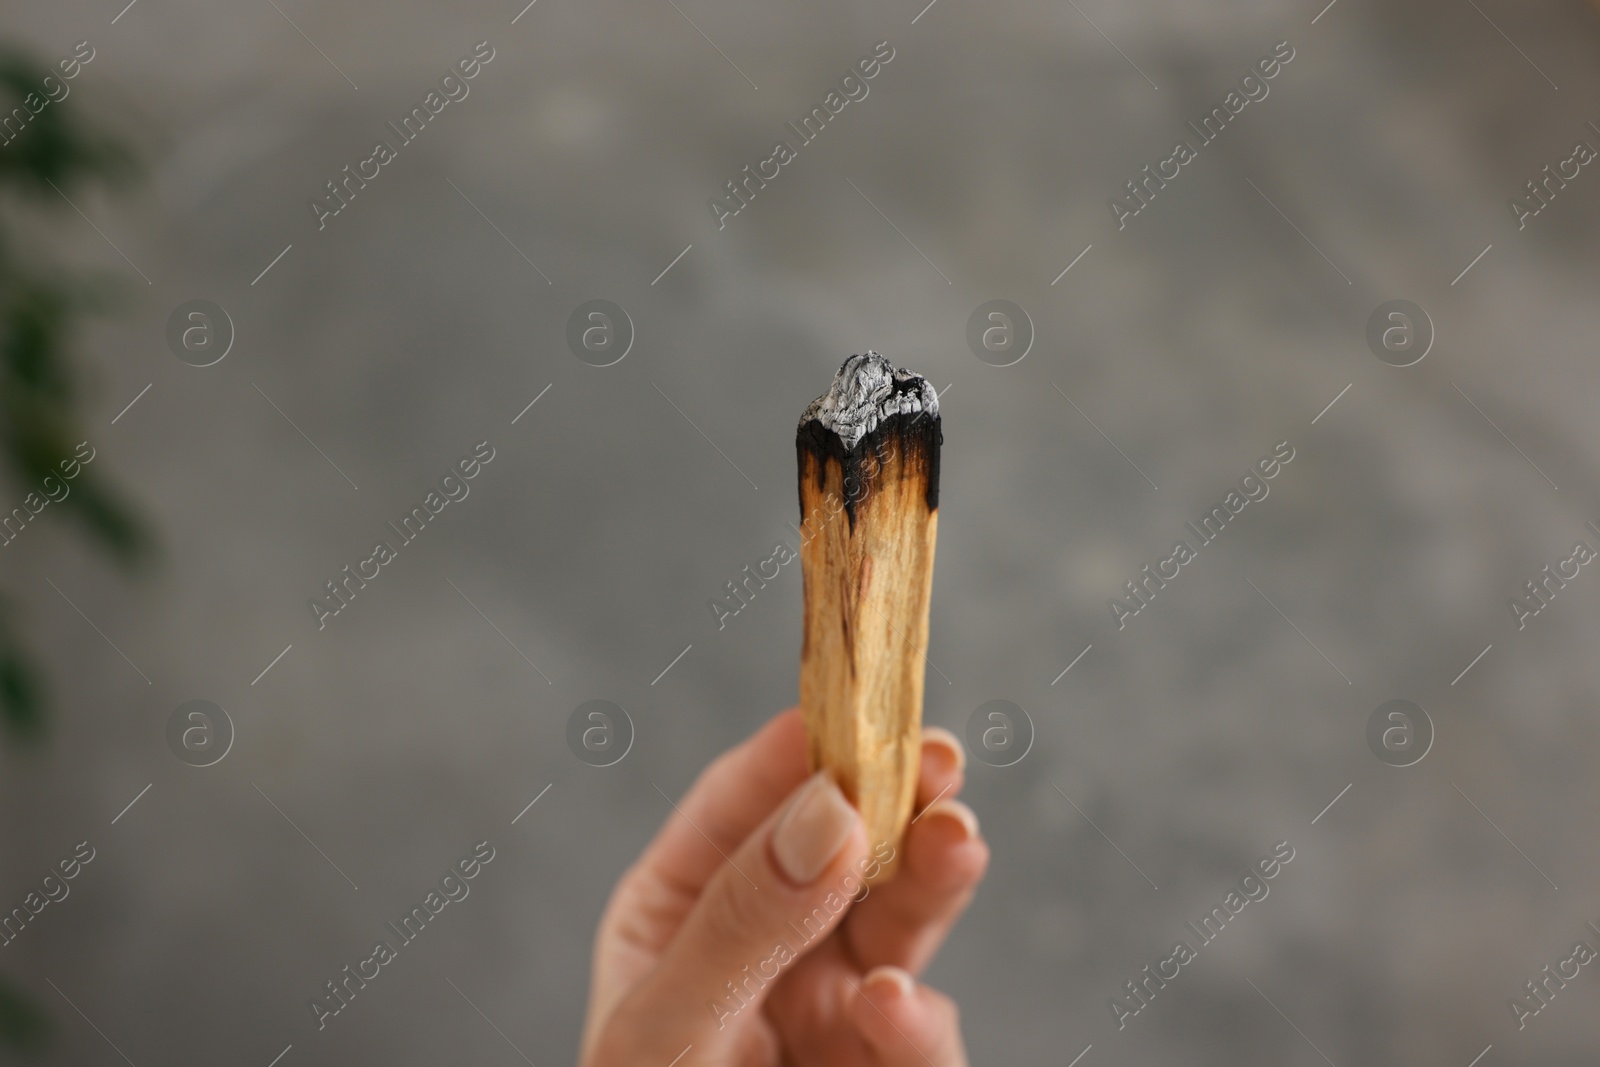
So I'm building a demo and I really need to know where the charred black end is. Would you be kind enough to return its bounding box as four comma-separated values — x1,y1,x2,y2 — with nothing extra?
796,410,942,529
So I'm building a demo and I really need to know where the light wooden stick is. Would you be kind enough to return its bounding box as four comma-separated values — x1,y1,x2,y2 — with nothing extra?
796,352,940,883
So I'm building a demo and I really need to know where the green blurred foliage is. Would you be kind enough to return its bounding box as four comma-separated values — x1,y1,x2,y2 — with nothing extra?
0,42,151,1055
0,51,132,190
0,974,50,1053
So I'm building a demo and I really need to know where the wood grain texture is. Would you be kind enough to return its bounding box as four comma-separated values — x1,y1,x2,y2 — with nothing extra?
797,415,938,884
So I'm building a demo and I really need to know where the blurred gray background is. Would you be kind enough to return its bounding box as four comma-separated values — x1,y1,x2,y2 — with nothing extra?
4,0,1600,1063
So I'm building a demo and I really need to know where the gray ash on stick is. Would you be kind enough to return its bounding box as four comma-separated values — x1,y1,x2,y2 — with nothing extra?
795,352,942,524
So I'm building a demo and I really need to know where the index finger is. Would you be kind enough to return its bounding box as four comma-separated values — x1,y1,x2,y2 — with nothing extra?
635,706,811,910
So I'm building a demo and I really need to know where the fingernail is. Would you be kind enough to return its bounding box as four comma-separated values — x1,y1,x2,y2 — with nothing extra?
862,965,915,1002
923,799,979,841
922,727,966,775
772,773,858,885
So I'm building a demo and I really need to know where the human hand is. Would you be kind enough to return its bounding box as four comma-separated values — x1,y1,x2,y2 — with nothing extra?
579,707,989,1066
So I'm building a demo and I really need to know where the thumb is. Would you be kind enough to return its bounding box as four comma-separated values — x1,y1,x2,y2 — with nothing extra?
634,772,870,1042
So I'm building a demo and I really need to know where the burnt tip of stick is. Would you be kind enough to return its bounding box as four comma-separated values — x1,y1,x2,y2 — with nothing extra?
798,351,939,450
797,351,941,523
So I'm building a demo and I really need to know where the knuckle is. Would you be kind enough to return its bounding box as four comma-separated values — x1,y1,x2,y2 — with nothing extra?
700,871,771,946
927,985,960,1026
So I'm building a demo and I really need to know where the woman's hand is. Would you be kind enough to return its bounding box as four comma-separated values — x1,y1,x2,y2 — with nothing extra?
579,707,989,1066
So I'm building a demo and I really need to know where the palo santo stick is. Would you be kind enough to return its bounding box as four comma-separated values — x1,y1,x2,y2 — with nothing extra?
796,352,941,884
